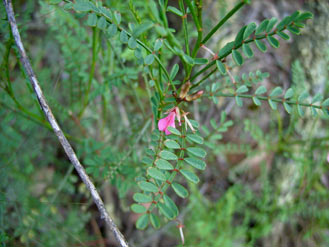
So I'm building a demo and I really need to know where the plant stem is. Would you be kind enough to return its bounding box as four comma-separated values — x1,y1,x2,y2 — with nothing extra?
1,100,53,132
213,92,324,110
196,0,203,30
99,12,176,92
147,124,187,212
201,1,245,45
179,0,190,56
184,0,202,59
191,29,285,89
80,27,98,117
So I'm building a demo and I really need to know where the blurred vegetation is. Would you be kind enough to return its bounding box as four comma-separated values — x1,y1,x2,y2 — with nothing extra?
0,0,328,246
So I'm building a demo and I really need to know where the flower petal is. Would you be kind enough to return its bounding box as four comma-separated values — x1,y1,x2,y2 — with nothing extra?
165,120,176,135
159,111,176,135
158,117,169,131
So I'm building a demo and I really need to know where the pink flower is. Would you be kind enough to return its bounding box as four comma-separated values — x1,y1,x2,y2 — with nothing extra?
158,109,177,135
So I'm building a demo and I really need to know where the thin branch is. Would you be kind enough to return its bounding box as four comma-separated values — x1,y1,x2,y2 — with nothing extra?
3,1,129,246
190,28,285,89
201,1,245,45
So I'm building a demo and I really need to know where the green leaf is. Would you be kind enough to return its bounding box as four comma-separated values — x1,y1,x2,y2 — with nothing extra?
151,130,160,140
201,125,210,135
157,202,175,219
295,11,313,22
235,96,243,107
120,31,128,43
311,93,323,104
63,3,74,10
147,168,166,181
135,177,146,182
277,31,290,40
270,87,283,97
276,16,292,31
322,98,329,106
98,6,112,20
154,39,163,51
194,58,208,65
255,19,269,35
267,36,280,48
131,204,147,213
187,147,206,158
268,99,277,110
187,134,204,145
138,181,158,192
163,195,179,217
145,54,155,65
255,40,267,52
136,214,149,230
133,193,153,203
266,17,278,33
323,108,329,116
311,107,317,117
172,183,188,198
149,213,160,229
128,37,137,49
49,0,62,4
242,43,254,58
212,96,218,104
234,26,247,47
232,50,243,66
155,159,174,170
183,54,194,65
236,85,248,94
86,13,97,27
210,119,217,130
218,41,234,57
297,105,304,117
216,60,226,75
284,88,294,99
97,16,107,29
73,1,94,12
185,157,206,170
167,126,181,136
167,6,183,16
290,11,301,21
294,22,306,28
170,64,179,80
252,96,261,106
155,25,167,36
133,22,153,37
283,102,292,114
114,11,121,25
164,140,180,149
298,91,309,102
287,26,300,35
255,85,267,95
243,22,257,39
180,169,199,184
108,24,117,37
142,156,153,166
159,150,178,160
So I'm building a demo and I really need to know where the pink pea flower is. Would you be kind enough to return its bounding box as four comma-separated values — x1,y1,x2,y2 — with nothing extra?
158,107,179,135
327,152,329,163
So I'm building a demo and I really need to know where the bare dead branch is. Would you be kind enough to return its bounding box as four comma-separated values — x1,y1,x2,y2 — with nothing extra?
3,1,129,246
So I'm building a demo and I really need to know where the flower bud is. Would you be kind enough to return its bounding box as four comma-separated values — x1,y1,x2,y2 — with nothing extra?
179,81,191,99
185,90,204,101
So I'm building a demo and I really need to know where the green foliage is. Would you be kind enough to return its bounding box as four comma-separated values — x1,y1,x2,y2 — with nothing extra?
133,120,207,228
1,0,328,246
